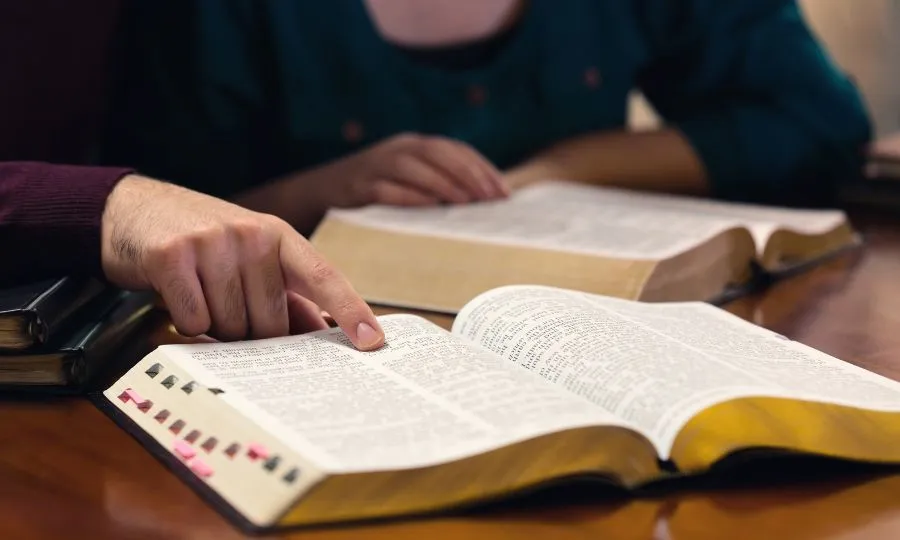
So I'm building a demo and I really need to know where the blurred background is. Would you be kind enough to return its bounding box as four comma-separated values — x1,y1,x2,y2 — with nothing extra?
631,0,900,138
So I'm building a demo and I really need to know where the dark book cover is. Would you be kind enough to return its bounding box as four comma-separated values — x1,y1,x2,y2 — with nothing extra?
0,277,111,351
0,290,157,393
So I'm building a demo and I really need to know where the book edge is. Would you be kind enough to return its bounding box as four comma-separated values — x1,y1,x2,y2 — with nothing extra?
97,351,328,531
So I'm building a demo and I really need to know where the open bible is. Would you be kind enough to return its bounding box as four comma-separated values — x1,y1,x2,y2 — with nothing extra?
311,181,859,313
100,285,900,532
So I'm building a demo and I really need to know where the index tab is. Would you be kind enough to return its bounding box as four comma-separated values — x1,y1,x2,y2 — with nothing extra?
190,459,214,478
145,363,163,378
118,388,139,403
283,468,300,484
263,455,281,472
283,467,300,484
247,443,269,461
201,437,218,453
173,440,197,461
122,389,152,411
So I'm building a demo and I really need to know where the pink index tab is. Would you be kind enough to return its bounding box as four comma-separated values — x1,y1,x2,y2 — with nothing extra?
123,389,152,411
190,459,214,478
173,440,197,461
247,443,269,461
118,387,140,403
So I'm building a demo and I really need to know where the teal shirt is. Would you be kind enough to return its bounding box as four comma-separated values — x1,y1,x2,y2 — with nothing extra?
103,0,872,205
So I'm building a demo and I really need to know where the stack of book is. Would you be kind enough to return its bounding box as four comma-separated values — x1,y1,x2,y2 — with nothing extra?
0,277,155,393
841,131,900,209
866,132,900,180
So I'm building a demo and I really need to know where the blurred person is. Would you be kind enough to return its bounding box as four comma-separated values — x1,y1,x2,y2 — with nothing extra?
104,0,872,235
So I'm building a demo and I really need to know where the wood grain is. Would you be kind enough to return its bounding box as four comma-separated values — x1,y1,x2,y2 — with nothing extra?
2,209,900,539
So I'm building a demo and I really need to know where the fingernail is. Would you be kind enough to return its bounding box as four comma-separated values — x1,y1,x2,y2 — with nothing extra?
356,322,383,349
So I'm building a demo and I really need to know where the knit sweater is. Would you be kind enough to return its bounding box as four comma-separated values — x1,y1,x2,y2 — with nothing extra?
0,1,131,285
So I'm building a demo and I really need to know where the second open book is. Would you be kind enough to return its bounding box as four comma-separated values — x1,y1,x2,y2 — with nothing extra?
312,181,858,313
101,285,900,531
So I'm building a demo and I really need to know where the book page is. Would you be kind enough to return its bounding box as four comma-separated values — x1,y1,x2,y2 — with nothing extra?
328,181,847,258
641,197,848,251
453,286,900,458
158,315,629,474
328,182,746,260
571,185,846,250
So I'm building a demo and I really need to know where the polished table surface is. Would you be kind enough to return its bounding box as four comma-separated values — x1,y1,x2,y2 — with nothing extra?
3,209,900,539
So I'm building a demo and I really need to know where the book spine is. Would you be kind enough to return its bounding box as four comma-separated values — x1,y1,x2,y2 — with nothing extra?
26,313,49,346
31,277,108,345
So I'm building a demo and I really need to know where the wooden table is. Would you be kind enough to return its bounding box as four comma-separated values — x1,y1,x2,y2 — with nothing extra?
3,209,900,539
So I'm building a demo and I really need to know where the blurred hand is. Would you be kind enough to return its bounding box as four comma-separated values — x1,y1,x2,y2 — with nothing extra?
100,174,385,350
315,133,509,208
503,160,561,192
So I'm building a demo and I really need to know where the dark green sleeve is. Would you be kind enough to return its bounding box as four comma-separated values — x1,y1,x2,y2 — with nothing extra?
102,0,277,199
636,0,872,205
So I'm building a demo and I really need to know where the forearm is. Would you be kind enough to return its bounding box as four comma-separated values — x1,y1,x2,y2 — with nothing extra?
506,128,709,195
0,162,132,285
232,168,332,236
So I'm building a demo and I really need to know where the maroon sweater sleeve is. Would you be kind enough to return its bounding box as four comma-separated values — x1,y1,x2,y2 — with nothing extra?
0,162,133,284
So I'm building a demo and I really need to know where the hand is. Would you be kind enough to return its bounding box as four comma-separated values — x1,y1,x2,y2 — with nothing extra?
503,170,546,192
100,175,385,350
316,133,509,208
503,160,565,192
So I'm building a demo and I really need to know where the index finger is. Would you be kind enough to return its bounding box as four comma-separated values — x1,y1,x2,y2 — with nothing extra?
279,234,385,351
422,138,507,200
449,140,509,198
416,138,490,200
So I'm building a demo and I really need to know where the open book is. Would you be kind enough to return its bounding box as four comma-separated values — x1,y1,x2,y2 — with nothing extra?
100,285,900,532
311,181,859,313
